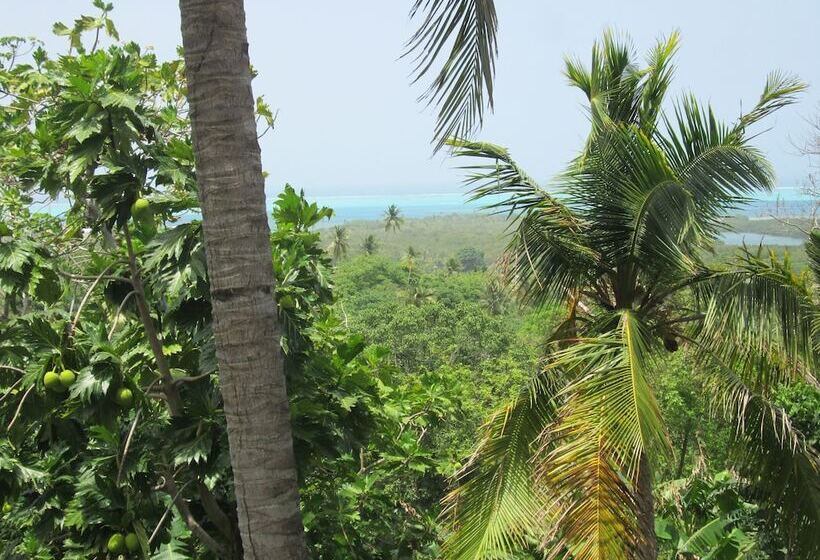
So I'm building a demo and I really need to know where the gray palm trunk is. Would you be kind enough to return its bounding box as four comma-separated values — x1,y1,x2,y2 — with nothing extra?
636,453,657,560
178,1,306,558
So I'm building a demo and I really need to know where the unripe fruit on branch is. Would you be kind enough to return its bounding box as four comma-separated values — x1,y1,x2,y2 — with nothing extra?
43,371,63,392
107,533,125,553
125,532,139,552
130,198,151,220
59,369,76,389
115,387,133,408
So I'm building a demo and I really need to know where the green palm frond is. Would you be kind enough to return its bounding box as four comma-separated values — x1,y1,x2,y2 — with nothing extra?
658,96,777,239
705,360,820,558
637,32,680,133
534,312,668,559
406,0,498,150
449,139,597,306
564,31,640,131
694,248,816,388
730,71,806,140
568,122,698,280
548,311,669,471
442,372,561,560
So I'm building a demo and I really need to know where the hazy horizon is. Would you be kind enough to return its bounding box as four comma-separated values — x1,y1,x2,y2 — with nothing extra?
3,1,819,196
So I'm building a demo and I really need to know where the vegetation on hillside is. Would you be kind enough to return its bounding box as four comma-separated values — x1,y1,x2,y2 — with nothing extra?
0,4,817,560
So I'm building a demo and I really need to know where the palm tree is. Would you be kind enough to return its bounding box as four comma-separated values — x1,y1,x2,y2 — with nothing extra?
173,0,496,556
442,32,818,560
383,204,405,232
361,233,378,255
327,225,349,262
483,279,506,315
178,1,306,557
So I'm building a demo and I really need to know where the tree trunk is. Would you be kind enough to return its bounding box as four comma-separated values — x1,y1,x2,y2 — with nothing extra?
636,452,657,560
177,2,307,558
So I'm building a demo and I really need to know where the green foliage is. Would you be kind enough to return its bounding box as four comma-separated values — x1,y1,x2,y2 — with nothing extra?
455,247,486,272
0,9,473,559
656,471,763,559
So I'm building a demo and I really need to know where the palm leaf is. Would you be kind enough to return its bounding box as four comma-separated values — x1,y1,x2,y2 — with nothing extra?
637,32,680,133
449,139,597,306
704,359,820,558
442,372,561,559
535,312,669,559
694,247,816,390
406,0,498,150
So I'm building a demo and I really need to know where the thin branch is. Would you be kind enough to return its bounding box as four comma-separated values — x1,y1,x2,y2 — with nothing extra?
0,378,23,405
6,384,35,432
57,269,132,284
69,262,117,335
148,479,194,547
123,227,183,416
171,372,211,386
116,408,142,485
108,290,137,340
163,471,228,558
0,365,27,375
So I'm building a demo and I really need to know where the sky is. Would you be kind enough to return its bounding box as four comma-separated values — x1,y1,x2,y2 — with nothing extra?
2,1,819,196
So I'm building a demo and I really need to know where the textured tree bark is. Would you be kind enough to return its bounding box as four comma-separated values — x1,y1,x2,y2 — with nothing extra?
636,452,658,560
177,1,307,558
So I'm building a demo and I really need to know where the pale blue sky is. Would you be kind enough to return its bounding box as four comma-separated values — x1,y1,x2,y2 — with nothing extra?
3,1,819,195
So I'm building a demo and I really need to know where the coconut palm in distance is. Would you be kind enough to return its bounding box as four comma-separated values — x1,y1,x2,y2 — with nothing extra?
384,204,405,232
361,233,379,255
442,32,818,560
327,225,350,262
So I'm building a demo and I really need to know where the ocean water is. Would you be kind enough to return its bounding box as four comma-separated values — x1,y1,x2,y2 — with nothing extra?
28,187,813,245
311,187,816,223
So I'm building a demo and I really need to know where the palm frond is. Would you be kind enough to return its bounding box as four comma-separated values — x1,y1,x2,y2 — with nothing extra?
567,122,700,282
564,31,642,132
730,71,806,140
540,431,638,560
449,139,597,306
406,0,498,150
658,96,777,240
693,248,816,390
637,31,680,133
535,312,668,559
548,311,669,470
705,359,820,558
441,372,561,560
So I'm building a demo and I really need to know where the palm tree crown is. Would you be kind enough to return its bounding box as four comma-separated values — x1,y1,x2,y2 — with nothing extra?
384,204,405,232
361,233,378,255
443,31,817,560
327,225,349,262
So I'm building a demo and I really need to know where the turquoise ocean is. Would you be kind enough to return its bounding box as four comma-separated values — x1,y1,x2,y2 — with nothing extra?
30,187,813,245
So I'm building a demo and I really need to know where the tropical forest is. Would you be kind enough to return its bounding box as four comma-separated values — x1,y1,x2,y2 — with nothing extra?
0,1,818,559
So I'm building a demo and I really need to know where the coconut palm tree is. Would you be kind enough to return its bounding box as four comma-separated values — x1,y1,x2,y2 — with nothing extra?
176,0,497,556
383,204,405,232
178,1,306,557
442,32,818,560
361,233,379,255
327,225,350,262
